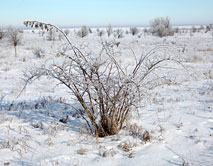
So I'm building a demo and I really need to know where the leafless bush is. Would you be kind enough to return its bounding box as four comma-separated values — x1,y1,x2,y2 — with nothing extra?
118,140,137,152
205,24,213,33
7,27,22,57
58,33,63,41
77,25,89,38
88,28,92,34
143,28,151,36
22,21,182,137
200,25,204,30
33,48,45,58
0,28,5,40
128,123,143,137
106,24,113,37
174,27,179,33
97,29,105,36
128,151,135,158
142,130,151,143
150,17,173,37
64,29,70,36
114,29,124,38
191,26,197,33
57,45,69,57
47,29,56,41
130,27,139,36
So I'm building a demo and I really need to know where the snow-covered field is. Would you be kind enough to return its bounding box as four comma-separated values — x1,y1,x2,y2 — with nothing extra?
0,28,212,166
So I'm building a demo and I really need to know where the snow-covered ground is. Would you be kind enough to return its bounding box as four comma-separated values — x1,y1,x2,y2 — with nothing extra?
0,28,212,166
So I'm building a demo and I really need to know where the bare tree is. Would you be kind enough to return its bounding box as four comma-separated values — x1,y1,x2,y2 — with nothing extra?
22,21,182,137
150,17,173,37
106,24,113,37
64,29,70,36
130,27,139,36
77,25,89,38
8,27,22,57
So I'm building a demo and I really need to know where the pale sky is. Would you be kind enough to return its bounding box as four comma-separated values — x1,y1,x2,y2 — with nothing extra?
1,0,213,27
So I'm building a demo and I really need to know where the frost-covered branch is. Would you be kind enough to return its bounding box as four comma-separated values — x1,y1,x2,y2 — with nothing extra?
21,21,183,137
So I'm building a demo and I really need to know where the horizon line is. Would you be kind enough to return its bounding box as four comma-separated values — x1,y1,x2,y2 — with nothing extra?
1,23,212,30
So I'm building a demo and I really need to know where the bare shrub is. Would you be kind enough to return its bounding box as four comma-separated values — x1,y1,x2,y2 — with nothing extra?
174,27,179,33
128,123,143,137
150,17,173,37
205,24,213,33
200,25,204,30
88,28,92,34
58,33,63,41
143,28,150,36
0,28,5,40
22,21,182,137
64,29,70,36
118,141,136,152
106,24,113,37
102,151,108,157
128,151,135,158
130,27,139,36
33,48,45,58
77,25,89,38
191,26,197,33
97,29,105,37
47,29,56,41
7,27,22,57
101,149,116,157
57,45,69,57
114,29,123,38
142,130,151,143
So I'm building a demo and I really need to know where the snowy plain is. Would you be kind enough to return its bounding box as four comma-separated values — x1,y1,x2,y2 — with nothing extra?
0,27,213,166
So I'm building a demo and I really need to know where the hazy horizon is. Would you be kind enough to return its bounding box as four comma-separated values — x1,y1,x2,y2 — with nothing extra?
1,0,213,28
8,23,210,30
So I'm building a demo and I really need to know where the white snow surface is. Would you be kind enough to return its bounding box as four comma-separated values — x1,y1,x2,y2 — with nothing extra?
0,28,213,166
